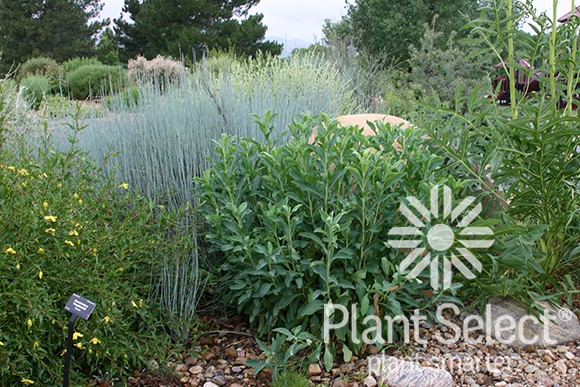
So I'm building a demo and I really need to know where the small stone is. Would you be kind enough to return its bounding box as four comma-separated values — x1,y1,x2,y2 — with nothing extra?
556,345,569,353
224,348,237,358
230,384,244,387
127,377,138,384
203,383,219,387
363,375,377,387
332,378,349,387
525,364,537,374
234,357,247,365
544,355,554,364
231,366,243,373
148,359,159,371
185,356,198,366
310,375,322,382
535,376,555,387
554,359,568,374
179,376,190,384
175,364,189,373
203,351,216,361
495,382,507,387
308,363,322,376
366,345,381,355
211,375,227,386
190,366,203,375
564,351,575,360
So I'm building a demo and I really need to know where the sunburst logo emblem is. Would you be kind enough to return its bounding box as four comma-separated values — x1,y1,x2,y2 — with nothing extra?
388,185,494,290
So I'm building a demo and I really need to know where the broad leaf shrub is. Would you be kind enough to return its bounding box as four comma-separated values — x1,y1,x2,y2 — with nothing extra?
0,117,175,384
66,64,126,99
196,113,483,368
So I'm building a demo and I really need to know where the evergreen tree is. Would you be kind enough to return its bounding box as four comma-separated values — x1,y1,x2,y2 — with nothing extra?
0,0,107,74
114,0,282,62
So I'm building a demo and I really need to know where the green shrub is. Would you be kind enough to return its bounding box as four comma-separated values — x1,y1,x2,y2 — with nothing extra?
66,65,126,99
16,57,59,82
20,75,51,109
63,57,103,74
0,119,177,384
196,113,475,367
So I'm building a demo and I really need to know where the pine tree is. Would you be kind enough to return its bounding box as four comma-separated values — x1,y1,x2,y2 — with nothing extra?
114,0,282,62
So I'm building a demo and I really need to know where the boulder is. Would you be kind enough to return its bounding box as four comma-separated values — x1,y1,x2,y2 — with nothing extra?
368,355,454,387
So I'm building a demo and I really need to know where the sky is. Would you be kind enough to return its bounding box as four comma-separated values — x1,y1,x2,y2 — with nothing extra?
100,0,575,44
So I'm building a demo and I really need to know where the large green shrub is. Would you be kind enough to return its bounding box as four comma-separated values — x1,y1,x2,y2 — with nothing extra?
20,75,51,109
63,57,103,74
16,57,59,82
196,114,482,367
66,64,126,99
0,120,176,384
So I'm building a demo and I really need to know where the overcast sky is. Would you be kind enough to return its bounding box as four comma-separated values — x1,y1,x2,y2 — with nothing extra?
100,0,575,44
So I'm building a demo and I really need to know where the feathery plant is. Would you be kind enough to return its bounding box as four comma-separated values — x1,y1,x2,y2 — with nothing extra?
421,0,579,286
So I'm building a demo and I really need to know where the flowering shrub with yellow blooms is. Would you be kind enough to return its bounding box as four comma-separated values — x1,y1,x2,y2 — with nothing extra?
0,118,180,383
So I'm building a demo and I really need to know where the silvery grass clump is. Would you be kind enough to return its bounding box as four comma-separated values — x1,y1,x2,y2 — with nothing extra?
55,52,358,209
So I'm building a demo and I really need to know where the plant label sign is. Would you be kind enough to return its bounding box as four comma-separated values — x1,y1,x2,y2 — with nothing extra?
64,294,96,320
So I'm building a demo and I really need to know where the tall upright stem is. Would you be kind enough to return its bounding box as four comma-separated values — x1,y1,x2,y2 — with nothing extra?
549,0,558,109
566,0,578,116
507,0,518,119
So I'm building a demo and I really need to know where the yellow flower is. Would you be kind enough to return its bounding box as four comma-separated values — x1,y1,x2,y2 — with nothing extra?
27,318,32,328
0,341,4,346
17,168,29,176
78,199,83,205
43,202,49,210
73,193,79,199
90,337,101,345
4,247,16,254
6,165,15,171
44,215,57,222
74,342,85,350
118,182,129,190
92,248,98,256
16,263,20,270
68,230,78,236
33,341,39,349
75,223,82,230
38,248,45,254
103,316,111,324
38,271,43,280
64,240,75,247
72,332,83,340
131,300,138,308
21,378,34,385
45,228,55,236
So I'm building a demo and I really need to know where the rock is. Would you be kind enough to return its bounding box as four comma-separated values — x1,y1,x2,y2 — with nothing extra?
363,375,378,387
189,365,204,375
231,366,243,374
332,378,349,387
543,355,554,364
230,384,244,387
554,359,568,374
535,376,555,387
224,348,237,358
175,364,189,373
203,383,219,387
478,296,580,348
211,375,227,386
185,356,198,366
308,363,322,376
127,377,138,384
369,355,454,387
525,364,537,374
565,351,575,360
203,351,216,361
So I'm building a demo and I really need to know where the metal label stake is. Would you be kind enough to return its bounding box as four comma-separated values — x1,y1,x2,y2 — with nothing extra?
63,294,96,387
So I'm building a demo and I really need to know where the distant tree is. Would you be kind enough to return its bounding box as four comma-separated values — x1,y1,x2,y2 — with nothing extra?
0,0,107,74
114,0,282,62
96,28,120,65
325,0,482,66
